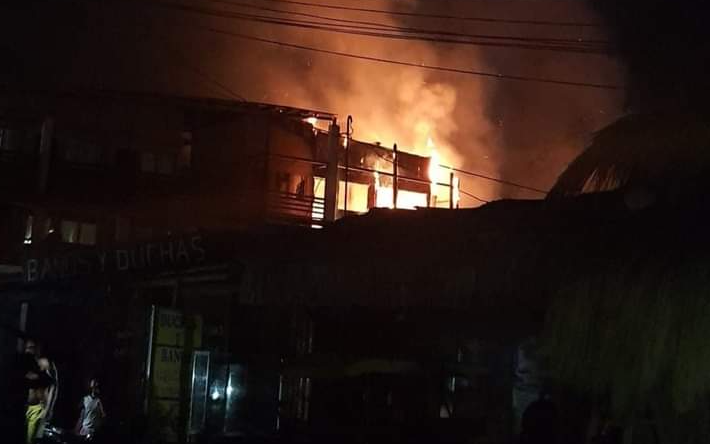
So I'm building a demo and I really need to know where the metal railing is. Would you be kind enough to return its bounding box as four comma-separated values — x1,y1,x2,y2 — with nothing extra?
265,189,325,227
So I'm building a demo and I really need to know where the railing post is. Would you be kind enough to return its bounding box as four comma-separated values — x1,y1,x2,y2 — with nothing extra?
393,143,398,209
324,119,340,222
449,171,454,209
344,116,353,216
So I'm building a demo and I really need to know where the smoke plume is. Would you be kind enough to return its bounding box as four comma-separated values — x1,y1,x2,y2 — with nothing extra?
1,0,626,203
188,0,625,201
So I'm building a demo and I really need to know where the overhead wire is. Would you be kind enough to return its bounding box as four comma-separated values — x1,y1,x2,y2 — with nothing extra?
179,61,246,101
450,167,547,194
157,34,248,100
198,0,611,47
458,188,489,203
148,1,610,54
199,26,621,89
117,1,620,87
94,0,603,195
247,0,604,27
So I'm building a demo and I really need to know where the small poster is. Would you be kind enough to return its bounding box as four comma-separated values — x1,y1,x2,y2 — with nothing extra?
149,307,203,442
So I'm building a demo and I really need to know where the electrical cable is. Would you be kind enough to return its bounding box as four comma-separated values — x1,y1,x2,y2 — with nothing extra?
200,26,621,89
249,0,604,27
199,0,611,46
148,1,610,54
458,188,489,203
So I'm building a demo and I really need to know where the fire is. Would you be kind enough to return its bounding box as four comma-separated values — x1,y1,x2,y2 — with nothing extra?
427,137,439,183
373,166,428,210
367,136,460,211
427,137,441,204
373,171,394,209
305,117,318,126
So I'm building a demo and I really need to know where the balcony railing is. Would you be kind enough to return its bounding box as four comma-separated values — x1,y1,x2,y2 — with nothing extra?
265,190,325,228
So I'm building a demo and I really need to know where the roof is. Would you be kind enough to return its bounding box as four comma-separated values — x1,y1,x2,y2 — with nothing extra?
0,86,337,121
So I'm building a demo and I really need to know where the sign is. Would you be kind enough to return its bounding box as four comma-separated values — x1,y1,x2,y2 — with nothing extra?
153,346,183,399
149,307,203,443
24,235,206,283
155,308,203,348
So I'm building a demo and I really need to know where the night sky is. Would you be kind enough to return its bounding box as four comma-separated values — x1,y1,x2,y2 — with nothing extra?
1,0,706,199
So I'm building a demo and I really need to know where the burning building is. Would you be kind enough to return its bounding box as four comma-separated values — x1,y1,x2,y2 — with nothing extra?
0,88,477,443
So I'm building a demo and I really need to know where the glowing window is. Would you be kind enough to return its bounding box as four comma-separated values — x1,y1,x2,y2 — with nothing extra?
338,181,369,213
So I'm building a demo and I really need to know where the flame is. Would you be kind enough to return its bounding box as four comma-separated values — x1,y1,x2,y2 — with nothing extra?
367,135,460,211
373,168,427,210
427,137,439,183
305,117,318,126
426,136,462,208
428,137,441,206
373,171,393,209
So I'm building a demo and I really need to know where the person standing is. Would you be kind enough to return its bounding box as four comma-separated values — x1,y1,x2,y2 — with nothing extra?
76,378,107,439
23,339,59,443
36,355,59,437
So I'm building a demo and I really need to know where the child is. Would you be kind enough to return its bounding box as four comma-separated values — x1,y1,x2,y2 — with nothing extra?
76,378,106,438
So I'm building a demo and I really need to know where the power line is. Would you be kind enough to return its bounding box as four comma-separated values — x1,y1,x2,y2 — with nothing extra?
150,1,610,54
450,167,547,194
203,0,403,31
159,35,248,100
199,0,611,47
200,26,621,89
458,188,489,204
185,65,246,101
367,149,545,195
250,0,604,28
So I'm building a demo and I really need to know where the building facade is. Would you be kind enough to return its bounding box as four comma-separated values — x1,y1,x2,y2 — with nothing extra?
0,89,531,444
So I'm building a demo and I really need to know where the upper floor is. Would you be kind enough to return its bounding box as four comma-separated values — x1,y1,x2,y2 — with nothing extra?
0,89,456,275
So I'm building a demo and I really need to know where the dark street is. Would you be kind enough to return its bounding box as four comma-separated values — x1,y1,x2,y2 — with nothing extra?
1,0,709,443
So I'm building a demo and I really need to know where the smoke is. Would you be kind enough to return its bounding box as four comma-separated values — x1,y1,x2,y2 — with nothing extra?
190,0,624,201
1,0,626,203
191,0,501,200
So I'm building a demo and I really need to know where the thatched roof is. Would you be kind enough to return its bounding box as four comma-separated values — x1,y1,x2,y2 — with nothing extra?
549,113,710,198
540,193,710,434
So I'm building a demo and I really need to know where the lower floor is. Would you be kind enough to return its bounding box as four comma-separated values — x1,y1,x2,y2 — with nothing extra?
0,268,589,444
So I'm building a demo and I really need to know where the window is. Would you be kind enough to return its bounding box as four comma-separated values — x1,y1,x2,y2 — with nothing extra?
24,215,33,245
134,226,153,242
79,223,97,246
60,220,97,246
295,176,306,196
157,154,175,175
177,144,192,171
313,177,325,199
276,172,290,193
142,152,178,175
62,138,100,164
141,152,156,173
115,217,131,243
338,181,369,213
60,220,78,243
0,128,17,152
0,128,40,156
178,132,192,171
